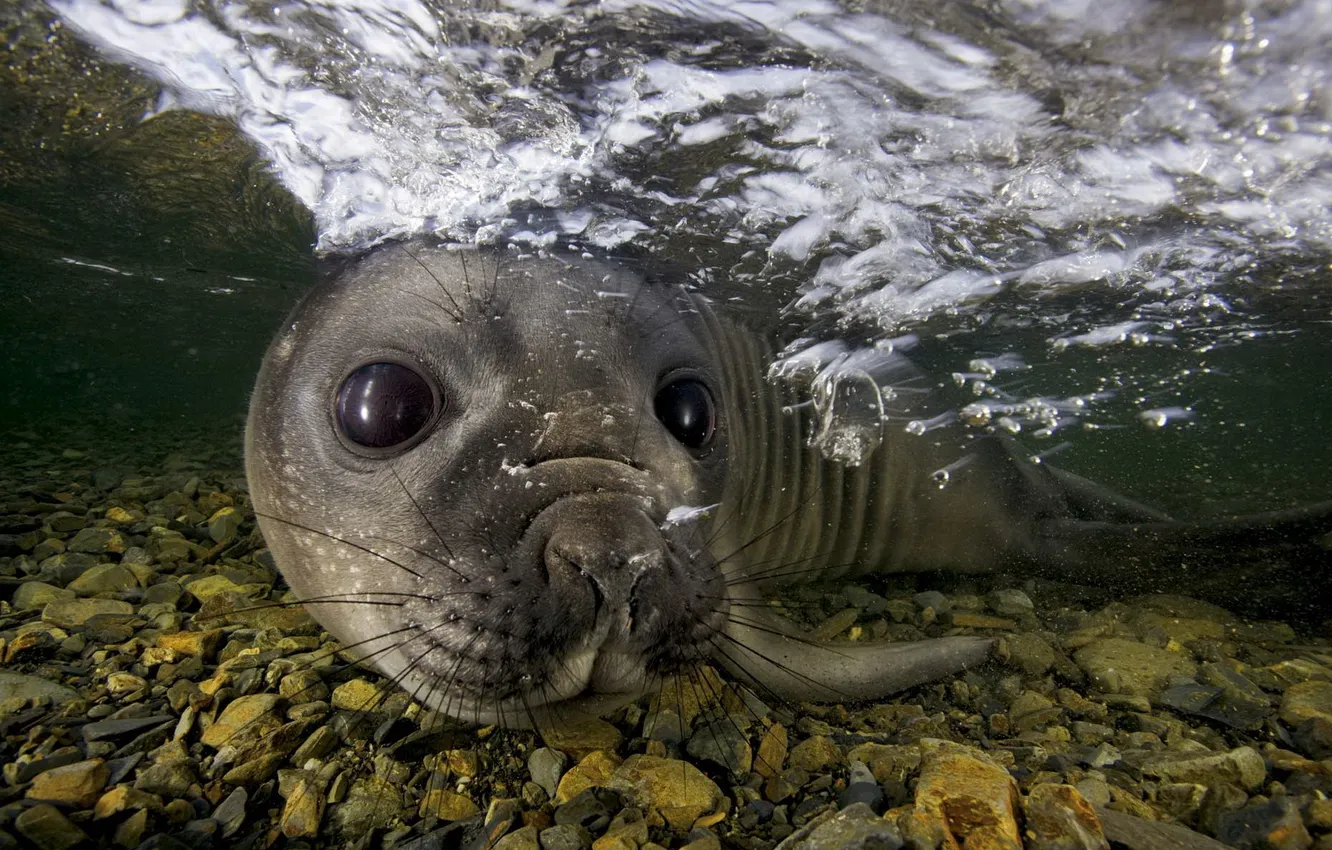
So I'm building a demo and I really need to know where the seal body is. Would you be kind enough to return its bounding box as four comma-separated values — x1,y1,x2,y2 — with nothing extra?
246,243,1331,726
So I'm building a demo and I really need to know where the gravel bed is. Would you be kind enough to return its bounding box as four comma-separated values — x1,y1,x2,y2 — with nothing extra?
2,426,1330,850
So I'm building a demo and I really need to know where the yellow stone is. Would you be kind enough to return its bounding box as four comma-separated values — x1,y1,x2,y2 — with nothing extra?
184,575,247,601
105,507,137,524
446,749,481,778
418,789,480,821
607,755,727,831
156,629,223,659
754,722,788,778
94,785,163,819
200,694,284,748
555,751,622,804
913,741,1021,850
647,666,728,724
788,735,841,772
331,678,387,712
26,759,109,808
540,716,623,761
279,773,324,838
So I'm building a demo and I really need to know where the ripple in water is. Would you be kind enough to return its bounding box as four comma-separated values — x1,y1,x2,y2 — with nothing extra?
51,0,1332,475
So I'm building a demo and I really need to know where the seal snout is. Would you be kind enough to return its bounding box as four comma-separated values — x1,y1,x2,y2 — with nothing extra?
542,499,668,641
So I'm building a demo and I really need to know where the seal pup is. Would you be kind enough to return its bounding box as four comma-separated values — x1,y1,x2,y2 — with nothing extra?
245,242,1332,727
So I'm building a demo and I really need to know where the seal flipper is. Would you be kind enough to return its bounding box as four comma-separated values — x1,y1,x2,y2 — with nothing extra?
718,605,993,703
1031,500,1332,615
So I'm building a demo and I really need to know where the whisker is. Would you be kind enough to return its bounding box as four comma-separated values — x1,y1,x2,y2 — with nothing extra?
400,242,464,321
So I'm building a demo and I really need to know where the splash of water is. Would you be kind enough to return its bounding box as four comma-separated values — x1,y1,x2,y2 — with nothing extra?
50,0,1332,463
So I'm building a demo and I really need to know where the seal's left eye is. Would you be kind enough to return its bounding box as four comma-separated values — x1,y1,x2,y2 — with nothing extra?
336,362,439,450
654,378,716,450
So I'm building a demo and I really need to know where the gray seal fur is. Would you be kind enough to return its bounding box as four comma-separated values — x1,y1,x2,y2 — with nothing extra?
246,242,1332,726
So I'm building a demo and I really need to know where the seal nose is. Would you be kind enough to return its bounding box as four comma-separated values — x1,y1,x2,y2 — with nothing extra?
543,508,666,631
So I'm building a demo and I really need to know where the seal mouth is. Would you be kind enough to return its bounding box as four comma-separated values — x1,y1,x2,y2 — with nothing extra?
395,469,727,724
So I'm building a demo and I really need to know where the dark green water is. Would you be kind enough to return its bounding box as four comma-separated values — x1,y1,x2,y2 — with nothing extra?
2,0,1330,529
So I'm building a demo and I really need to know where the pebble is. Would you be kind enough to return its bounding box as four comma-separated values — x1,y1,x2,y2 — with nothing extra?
11,581,74,610
542,717,624,761
66,527,126,554
606,755,727,830
530,747,570,799
1138,746,1267,791
279,771,325,838
156,628,223,659
26,758,109,807
754,722,788,779
327,677,385,712
989,588,1035,617
787,735,841,772
41,597,133,627
114,809,150,847
555,787,619,833
65,562,137,595
134,760,197,797
812,608,860,640
494,825,540,850
912,740,1021,849
199,693,284,748
418,789,481,821
1215,795,1312,850
1073,637,1198,698
775,801,902,849
207,506,243,543
1023,783,1108,850
328,776,401,837
1281,680,1332,726
837,761,885,812
1005,632,1058,676
93,785,164,819
539,823,589,850
951,612,1019,630
13,804,89,850
556,751,623,805
686,717,753,776
0,670,79,705
82,715,173,742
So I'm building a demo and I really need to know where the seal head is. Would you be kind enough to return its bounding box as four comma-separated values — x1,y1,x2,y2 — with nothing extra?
246,245,733,726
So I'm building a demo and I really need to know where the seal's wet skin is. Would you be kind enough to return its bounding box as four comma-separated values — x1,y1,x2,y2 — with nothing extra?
245,242,1332,727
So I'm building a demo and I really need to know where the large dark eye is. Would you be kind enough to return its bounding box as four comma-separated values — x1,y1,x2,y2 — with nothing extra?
335,362,439,450
654,377,716,450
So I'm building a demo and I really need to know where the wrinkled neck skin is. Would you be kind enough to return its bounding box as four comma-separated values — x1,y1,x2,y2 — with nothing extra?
245,244,997,728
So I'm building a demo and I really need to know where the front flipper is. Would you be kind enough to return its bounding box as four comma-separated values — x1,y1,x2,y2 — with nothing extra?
716,604,993,704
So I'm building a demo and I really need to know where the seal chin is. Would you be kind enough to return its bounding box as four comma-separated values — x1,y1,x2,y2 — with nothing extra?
419,647,655,728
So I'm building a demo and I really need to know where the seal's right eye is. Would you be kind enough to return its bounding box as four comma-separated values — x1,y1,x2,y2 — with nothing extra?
654,377,716,450
335,362,439,451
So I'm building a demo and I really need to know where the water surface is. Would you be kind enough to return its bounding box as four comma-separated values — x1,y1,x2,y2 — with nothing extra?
4,0,1330,519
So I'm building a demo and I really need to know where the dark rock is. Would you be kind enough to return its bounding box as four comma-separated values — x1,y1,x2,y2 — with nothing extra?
1095,805,1234,850
391,819,475,850
83,716,174,743
1292,716,1332,760
686,717,753,776
1215,796,1312,850
104,753,145,787
13,804,88,850
1158,681,1270,730
132,836,193,850
213,787,248,839
538,823,589,850
836,762,885,813
553,787,621,834
528,748,568,800
771,801,901,850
